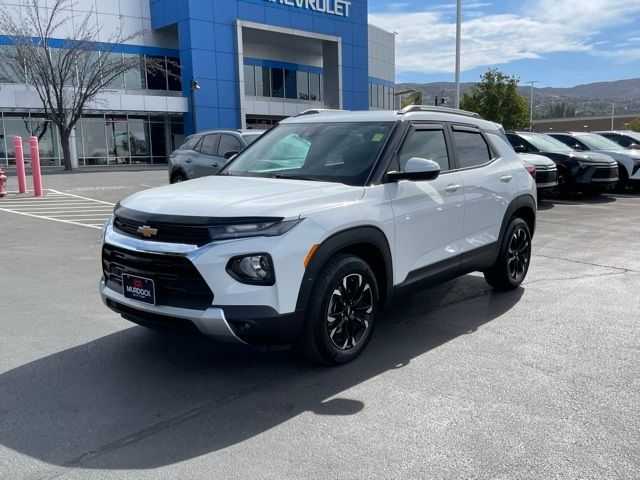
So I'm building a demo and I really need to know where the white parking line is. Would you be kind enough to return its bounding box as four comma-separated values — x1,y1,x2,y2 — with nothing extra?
0,189,115,230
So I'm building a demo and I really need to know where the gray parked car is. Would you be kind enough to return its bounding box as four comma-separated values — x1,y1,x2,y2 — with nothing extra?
593,130,640,150
169,129,263,183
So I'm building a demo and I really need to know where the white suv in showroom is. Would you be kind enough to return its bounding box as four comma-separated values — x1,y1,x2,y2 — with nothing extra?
100,107,536,364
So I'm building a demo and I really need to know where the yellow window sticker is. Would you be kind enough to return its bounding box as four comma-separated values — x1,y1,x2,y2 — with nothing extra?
372,133,385,142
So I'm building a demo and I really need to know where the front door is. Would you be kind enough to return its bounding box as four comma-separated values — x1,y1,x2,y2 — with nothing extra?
386,124,466,284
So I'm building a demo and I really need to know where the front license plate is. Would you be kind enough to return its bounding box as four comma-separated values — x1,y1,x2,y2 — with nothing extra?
122,274,156,305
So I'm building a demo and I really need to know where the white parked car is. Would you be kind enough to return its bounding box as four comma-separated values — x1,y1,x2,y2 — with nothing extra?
548,132,640,188
100,107,537,364
518,153,558,193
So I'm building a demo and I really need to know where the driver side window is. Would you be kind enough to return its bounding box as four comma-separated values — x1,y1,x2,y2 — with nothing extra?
398,128,450,172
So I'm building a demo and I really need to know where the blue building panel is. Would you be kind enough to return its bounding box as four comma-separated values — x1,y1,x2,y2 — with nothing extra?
151,0,375,133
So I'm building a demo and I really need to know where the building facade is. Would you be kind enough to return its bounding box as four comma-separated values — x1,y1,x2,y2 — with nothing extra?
0,0,395,167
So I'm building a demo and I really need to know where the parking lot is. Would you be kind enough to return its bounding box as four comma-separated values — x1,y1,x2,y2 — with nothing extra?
1,170,639,479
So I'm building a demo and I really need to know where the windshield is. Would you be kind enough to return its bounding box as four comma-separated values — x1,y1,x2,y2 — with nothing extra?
519,133,574,153
242,133,262,146
222,122,395,186
578,133,624,151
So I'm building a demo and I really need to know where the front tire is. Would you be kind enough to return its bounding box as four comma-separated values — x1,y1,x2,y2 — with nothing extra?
296,254,379,365
484,218,532,291
171,172,187,184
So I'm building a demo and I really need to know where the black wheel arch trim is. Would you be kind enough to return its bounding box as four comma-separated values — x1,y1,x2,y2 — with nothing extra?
295,226,394,311
499,194,536,246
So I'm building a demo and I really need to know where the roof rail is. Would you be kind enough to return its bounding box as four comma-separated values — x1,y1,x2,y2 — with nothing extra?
295,108,348,117
397,105,482,119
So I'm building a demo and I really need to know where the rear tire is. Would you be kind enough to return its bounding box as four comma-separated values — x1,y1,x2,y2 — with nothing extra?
616,166,630,192
171,172,187,184
484,218,532,291
295,254,379,365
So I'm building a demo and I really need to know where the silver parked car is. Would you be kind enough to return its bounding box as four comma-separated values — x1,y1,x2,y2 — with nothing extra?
169,129,263,183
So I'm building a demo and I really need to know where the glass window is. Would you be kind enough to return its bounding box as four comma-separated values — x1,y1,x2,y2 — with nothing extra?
243,133,261,145
244,65,255,96
515,133,574,153
123,54,145,89
399,129,450,171
0,118,7,167
106,117,130,165
0,46,22,83
199,134,219,156
4,116,33,165
217,134,243,157
284,69,296,99
377,84,384,110
548,134,588,151
297,71,309,100
81,118,108,165
167,57,182,91
271,68,284,98
224,122,394,186
577,133,622,151
309,73,321,101
30,118,59,166
146,55,167,90
383,86,389,109
128,118,151,164
105,53,125,89
180,135,200,151
171,121,185,151
369,83,373,108
149,121,168,163
453,130,492,168
255,66,270,97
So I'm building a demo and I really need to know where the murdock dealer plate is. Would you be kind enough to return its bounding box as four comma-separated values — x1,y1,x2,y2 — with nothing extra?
122,274,156,305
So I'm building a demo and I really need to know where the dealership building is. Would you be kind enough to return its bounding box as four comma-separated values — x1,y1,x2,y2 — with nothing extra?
0,0,395,168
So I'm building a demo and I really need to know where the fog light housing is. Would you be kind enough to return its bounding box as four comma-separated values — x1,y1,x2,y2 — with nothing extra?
226,253,275,285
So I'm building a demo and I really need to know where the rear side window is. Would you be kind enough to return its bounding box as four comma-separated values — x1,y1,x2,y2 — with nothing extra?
218,134,243,157
398,128,450,171
453,130,492,168
180,136,200,151
552,135,584,150
199,134,220,156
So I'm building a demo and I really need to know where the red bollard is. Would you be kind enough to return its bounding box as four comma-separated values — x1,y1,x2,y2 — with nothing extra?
14,136,27,194
0,167,7,198
29,136,43,197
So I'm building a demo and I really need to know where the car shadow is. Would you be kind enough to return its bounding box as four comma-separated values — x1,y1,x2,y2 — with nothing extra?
0,275,523,471
548,192,618,205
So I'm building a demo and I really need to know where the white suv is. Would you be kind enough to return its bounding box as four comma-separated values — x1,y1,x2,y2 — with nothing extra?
100,107,537,364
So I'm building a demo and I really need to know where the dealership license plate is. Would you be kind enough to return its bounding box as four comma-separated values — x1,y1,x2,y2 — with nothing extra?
122,274,156,305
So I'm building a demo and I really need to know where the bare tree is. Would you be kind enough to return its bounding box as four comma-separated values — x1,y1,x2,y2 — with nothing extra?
0,0,169,170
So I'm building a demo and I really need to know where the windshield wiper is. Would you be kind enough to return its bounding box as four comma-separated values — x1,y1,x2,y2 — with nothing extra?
273,174,319,181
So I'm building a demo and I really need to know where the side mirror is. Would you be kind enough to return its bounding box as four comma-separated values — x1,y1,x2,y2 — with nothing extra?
387,157,441,182
629,143,640,150
513,145,527,153
573,143,586,151
223,150,239,160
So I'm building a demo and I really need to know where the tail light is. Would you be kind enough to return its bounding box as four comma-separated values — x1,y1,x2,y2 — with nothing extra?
523,162,536,179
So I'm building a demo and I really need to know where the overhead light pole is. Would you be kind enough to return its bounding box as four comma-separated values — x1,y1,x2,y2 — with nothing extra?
611,102,615,130
526,80,539,131
454,0,462,109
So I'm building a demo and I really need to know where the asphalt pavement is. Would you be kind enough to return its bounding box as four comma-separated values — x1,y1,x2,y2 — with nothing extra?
0,170,639,479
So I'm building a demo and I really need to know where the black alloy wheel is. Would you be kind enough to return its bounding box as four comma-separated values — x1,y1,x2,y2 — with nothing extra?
326,273,374,350
506,227,530,283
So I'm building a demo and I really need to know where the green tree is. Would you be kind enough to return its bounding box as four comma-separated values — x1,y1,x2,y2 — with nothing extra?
541,103,576,119
460,69,530,130
629,118,640,132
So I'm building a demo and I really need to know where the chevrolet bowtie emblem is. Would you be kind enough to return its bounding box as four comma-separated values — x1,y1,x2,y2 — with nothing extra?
137,225,158,238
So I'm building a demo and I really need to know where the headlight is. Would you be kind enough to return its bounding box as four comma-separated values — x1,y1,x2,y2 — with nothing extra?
226,254,275,285
209,219,302,241
101,216,113,241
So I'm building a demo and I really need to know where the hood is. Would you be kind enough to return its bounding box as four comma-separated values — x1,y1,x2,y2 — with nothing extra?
537,150,616,165
120,176,365,219
518,153,555,168
590,148,640,162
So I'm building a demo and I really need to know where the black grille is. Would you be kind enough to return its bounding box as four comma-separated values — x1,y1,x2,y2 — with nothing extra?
593,166,618,180
114,216,212,246
102,245,213,310
536,169,558,185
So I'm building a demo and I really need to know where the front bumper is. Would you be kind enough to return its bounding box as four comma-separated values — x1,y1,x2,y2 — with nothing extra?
100,279,247,344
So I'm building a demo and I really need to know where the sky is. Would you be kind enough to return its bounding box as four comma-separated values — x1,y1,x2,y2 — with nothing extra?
368,0,640,87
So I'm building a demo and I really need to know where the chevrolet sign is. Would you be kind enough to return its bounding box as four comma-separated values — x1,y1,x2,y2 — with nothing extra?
265,0,351,18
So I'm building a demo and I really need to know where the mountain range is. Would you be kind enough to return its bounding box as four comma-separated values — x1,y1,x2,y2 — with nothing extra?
397,77,640,119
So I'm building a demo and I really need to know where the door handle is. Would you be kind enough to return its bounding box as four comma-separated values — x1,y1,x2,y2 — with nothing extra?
500,175,513,183
445,184,462,193
211,163,220,167
185,159,193,164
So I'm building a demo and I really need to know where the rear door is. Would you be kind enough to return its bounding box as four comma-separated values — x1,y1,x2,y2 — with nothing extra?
192,134,221,178
386,123,466,283
452,125,516,255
